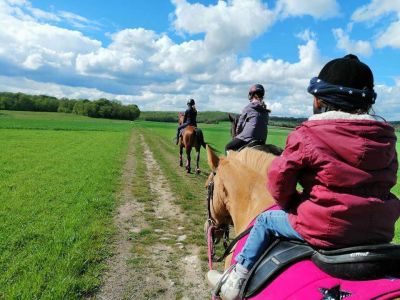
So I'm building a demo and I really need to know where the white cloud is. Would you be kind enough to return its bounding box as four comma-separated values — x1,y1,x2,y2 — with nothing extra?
333,28,373,56
0,75,119,100
275,0,340,19
352,0,400,49
376,20,400,48
296,29,317,42
352,0,400,22
0,0,101,72
373,83,400,120
172,0,274,53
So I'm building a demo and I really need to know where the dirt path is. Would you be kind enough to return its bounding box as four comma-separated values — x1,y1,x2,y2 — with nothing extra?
136,136,208,299
97,133,147,300
97,133,209,300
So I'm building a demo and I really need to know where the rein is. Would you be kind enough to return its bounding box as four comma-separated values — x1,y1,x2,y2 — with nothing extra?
206,172,253,270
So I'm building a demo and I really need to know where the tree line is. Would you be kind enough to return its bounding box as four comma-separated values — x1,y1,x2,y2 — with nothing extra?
0,92,140,121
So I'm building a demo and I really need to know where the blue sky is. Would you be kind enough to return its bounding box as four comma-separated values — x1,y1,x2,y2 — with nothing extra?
1,0,400,119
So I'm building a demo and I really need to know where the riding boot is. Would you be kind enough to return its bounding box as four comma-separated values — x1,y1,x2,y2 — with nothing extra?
206,264,248,300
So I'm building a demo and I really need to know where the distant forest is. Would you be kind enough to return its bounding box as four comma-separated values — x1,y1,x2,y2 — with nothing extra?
1,92,399,130
139,111,306,128
140,111,400,130
0,92,141,121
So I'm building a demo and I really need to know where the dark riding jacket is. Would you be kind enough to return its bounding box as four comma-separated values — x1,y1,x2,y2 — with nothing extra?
236,101,269,142
183,106,197,127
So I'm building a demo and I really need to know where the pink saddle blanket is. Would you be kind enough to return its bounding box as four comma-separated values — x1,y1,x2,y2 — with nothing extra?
231,205,400,300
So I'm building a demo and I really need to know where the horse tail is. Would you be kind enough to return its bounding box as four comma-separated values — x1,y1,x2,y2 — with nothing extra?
195,128,207,148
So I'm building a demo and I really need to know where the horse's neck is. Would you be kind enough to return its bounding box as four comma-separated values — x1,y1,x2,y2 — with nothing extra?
229,181,274,235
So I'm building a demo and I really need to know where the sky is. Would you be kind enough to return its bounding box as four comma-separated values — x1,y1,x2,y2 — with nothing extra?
1,0,400,119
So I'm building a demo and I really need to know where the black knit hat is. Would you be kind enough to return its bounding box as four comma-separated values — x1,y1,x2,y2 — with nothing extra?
318,54,374,90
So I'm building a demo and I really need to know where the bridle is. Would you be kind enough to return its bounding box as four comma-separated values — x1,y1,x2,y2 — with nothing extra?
206,171,230,269
206,170,253,270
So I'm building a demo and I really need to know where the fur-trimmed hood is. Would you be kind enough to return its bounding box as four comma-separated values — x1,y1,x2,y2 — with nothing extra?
308,111,377,121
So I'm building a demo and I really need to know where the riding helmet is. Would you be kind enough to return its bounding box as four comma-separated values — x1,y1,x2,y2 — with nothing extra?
318,54,374,90
187,98,195,106
248,84,265,100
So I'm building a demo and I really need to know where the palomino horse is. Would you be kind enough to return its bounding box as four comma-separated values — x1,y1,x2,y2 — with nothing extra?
178,112,205,174
205,146,400,299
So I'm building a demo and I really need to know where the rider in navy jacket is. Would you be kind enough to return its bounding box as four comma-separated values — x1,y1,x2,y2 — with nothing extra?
176,99,197,144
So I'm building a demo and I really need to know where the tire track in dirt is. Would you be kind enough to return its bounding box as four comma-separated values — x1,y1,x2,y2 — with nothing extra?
97,133,147,300
138,135,209,300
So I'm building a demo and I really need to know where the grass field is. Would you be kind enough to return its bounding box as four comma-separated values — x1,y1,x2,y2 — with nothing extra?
0,111,133,298
0,110,399,298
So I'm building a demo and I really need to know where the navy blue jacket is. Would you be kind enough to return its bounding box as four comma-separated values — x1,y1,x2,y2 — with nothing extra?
184,107,197,126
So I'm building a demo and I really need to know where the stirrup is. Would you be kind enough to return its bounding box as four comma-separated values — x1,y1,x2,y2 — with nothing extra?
212,264,236,297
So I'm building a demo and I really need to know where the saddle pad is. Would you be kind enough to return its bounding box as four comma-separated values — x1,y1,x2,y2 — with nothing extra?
243,240,314,298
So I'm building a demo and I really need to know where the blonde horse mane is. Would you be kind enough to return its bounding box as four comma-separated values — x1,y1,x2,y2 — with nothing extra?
207,147,277,239
228,148,276,176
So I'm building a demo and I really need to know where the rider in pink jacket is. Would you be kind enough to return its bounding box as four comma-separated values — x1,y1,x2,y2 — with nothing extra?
207,54,400,300
268,113,400,248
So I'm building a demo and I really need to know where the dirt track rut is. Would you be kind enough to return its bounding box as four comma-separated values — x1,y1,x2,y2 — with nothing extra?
97,133,208,299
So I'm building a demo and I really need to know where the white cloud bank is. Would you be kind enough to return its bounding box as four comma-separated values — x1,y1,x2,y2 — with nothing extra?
0,0,399,120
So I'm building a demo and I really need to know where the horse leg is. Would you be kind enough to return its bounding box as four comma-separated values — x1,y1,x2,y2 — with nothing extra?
179,145,183,167
195,148,201,174
186,147,191,173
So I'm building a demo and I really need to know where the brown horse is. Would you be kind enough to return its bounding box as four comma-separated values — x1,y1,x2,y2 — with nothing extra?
204,145,400,299
178,112,205,174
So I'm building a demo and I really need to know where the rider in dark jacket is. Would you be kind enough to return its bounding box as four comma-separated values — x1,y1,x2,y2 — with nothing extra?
225,84,270,152
176,99,197,144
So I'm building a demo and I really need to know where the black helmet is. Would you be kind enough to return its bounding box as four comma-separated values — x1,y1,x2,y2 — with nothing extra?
187,98,195,106
248,84,265,100
308,54,376,111
318,54,374,90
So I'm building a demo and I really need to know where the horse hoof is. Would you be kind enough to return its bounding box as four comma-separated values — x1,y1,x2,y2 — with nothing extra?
196,169,201,174
179,162,183,167
186,168,191,173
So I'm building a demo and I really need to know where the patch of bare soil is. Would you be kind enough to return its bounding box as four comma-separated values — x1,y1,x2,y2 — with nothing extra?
96,133,147,300
137,137,209,299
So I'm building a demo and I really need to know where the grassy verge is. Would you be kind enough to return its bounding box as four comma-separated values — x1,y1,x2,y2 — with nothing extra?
0,111,132,298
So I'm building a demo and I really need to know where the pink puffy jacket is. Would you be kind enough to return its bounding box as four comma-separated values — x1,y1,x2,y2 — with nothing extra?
267,115,400,249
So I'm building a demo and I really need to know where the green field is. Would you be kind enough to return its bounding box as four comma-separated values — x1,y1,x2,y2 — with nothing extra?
0,110,399,298
0,111,133,298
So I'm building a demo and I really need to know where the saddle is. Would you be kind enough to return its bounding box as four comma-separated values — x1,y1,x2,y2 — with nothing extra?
237,140,283,156
241,239,400,298
237,139,264,152
179,126,199,136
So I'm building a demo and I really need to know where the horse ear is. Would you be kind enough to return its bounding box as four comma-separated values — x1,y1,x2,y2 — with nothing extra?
228,114,234,122
206,145,219,170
